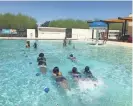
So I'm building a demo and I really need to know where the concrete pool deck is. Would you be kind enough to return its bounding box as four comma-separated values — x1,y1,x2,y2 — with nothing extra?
106,41,132,47
85,40,132,48
0,37,132,48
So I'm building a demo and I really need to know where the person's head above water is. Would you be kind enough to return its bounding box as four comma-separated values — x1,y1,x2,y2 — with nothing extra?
72,67,77,73
27,41,30,44
53,67,59,73
39,53,44,57
70,54,73,57
85,66,90,72
53,67,62,76
34,42,37,45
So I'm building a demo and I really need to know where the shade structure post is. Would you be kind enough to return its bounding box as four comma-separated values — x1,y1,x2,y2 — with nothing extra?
96,29,99,42
92,29,94,39
124,20,127,36
107,23,109,39
121,22,124,36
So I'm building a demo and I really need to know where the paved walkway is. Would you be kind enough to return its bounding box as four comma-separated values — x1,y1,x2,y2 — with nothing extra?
106,41,132,47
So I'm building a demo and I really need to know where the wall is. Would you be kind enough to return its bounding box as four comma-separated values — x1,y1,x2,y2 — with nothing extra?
38,27,66,39
37,27,120,40
72,28,94,40
27,29,35,39
128,13,132,26
38,27,95,40
108,30,120,40
128,14,132,36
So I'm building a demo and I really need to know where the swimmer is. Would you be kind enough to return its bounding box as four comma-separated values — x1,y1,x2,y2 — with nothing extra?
68,40,71,45
38,60,47,66
68,67,81,81
52,67,62,76
68,54,76,62
69,67,97,87
26,41,30,48
33,42,37,49
52,67,71,91
38,61,47,74
37,53,47,74
37,53,46,63
82,66,97,81
73,45,75,49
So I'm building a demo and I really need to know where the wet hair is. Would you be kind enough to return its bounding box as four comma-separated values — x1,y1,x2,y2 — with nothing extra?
53,67,59,74
34,42,37,48
27,41,30,44
39,57,45,61
72,67,77,73
39,53,44,57
38,61,43,65
85,66,92,76
70,54,73,57
85,66,90,72
26,41,30,47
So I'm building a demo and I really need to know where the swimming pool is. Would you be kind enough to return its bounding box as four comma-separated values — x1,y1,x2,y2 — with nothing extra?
0,40,132,106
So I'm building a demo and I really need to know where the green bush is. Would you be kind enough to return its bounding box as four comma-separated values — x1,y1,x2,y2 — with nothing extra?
48,19,123,30
0,13,37,29
48,19,89,29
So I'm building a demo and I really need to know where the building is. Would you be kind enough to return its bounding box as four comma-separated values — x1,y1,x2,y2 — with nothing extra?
128,13,132,36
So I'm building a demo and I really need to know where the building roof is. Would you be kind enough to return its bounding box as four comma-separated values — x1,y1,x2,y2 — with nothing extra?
87,15,132,23
118,17,132,21
89,21,107,28
100,18,125,23
87,19,125,23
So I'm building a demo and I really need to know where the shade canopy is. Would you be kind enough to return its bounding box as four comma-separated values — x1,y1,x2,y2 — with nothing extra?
118,17,132,21
89,21,107,29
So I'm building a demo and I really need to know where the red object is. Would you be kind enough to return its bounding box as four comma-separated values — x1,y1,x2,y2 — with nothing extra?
128,36,132,43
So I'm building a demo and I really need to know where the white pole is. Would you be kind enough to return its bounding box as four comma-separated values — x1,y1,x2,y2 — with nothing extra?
96,29,99,45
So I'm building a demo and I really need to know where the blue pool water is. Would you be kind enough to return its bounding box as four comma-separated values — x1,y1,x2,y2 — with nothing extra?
0,40,132,106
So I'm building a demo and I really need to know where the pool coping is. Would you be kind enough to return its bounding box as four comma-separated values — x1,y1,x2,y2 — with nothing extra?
77,40,132,48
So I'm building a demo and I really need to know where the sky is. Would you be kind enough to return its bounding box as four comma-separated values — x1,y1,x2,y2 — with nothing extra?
0,1,132,24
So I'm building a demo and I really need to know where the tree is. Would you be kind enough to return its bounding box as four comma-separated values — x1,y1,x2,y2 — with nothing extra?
109,23,125,30
47,19,124,30
48,19,89,29
40,21,50,27
0,13,37,29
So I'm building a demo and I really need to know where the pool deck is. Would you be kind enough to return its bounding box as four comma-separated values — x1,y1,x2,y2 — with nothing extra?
86,40,132,48
107,41,132,47
0,37,132,48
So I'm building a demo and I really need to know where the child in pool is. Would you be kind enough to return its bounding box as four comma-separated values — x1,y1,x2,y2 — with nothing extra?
52,67,71,91
68,54,76,62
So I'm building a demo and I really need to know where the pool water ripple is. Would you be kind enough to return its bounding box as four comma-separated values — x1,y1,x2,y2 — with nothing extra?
0,40,132,106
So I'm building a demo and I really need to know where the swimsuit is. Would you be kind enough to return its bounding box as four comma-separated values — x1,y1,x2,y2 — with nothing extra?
38,61,46,66
72,73,81,78
85,72,93,78
56,76,66,82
